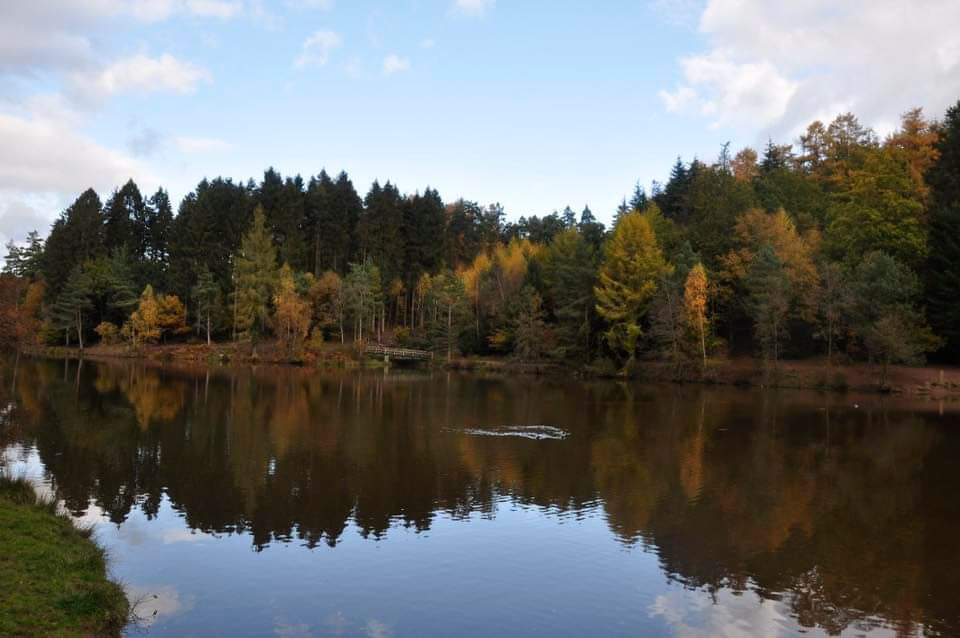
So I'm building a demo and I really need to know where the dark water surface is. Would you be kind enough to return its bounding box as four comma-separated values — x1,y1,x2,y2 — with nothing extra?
1,356,959,637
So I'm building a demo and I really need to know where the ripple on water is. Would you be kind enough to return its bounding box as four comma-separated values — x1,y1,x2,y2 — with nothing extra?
456,425,570,440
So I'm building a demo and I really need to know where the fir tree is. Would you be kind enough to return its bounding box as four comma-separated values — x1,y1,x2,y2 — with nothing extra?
52,266,93,348
191,265,222,345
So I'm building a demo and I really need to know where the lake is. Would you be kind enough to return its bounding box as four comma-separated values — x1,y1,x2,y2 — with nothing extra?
1,356,958,637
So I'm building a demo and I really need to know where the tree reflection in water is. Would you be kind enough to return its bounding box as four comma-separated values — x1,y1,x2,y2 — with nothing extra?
2,357,958,637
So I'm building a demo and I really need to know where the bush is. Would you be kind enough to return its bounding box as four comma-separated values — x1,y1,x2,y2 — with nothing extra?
394,326,412,346
306,326,325,351
94,322,120,345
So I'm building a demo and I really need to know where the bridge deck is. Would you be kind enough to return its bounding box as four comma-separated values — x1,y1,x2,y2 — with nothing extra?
365,344,433,361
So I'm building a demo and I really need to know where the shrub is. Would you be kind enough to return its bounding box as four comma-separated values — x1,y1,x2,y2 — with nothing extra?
306,326,325,351
94,322,120,345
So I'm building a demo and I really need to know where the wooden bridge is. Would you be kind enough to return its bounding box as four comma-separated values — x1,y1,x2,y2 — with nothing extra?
365,344,433,362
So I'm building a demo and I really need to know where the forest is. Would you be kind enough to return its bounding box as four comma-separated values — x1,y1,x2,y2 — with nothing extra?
2,100,960,375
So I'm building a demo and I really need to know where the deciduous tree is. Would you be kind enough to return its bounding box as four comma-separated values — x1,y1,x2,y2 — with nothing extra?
594,212,669,367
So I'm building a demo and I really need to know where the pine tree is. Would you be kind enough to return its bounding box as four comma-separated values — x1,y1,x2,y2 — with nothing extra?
233,206,279,347
594,212,669,367
42,189,104,296
650,241,698,369
926,100,960,356
343,260,383,343
511,286,547,361
628,181,647,212
744,245,791,368
425,270,468,361
52,266,93,348
849,252,937,384
103,180,145,257
541,228,596,361
191,265,222,345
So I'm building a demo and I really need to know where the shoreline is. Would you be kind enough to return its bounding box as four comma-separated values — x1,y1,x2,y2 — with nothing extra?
20,342,960,398
0,477,130,637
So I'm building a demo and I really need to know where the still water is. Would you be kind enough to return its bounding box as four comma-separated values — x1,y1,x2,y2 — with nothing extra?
1,356,959,637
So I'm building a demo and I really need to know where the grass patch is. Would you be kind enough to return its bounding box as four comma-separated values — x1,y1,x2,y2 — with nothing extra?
0,476,129,637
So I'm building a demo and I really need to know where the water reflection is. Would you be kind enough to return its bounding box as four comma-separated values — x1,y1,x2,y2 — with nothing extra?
1,357,958,637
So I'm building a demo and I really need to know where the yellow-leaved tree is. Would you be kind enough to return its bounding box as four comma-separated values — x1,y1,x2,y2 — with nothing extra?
157,293,189,342
594,212,669,368
683,263,709,367
273,263,311,352
124,285,161,345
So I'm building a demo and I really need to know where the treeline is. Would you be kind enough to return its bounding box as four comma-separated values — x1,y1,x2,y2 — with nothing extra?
3,100,960,373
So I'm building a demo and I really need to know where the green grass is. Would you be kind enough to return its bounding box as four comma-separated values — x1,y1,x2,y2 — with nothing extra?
0,476,129,638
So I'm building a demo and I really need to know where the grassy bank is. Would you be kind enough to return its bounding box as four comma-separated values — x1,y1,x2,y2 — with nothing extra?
0,477,129,638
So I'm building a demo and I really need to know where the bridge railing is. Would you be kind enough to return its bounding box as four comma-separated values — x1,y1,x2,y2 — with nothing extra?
365,344,433,360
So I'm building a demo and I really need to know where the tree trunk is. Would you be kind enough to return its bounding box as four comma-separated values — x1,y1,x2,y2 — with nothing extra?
76,311,84,350
206,314,211,346
447,303,453,361
699,315,706,367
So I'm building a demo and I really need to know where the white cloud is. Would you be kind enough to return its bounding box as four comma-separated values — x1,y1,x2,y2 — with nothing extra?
661,0,960,135
184,0,242,18
72,54,210,100
659,85,697,113
174,136,232,153
0,111,146,195
382,54,410,75
286,0,334,9
453,0,494,17
0,198,51,243
295,30,343,68
0,1,239,75
0,108,150,246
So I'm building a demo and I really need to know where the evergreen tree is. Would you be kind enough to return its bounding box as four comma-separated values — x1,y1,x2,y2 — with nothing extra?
541,228,596,361
3,231,44,278
744,244,790,368
848,252,937,382
425,270,469,360
167,177,252,301
657,156,690,221
926,100,960,356
42,189,104,296
191,264,222,345
51,266,93,348
628,181,648,212
143,187,174,287
511,286,547,361
343,260,383,343
815,259,850,363
578,206,605,251
650,241,698,368
103,180,145,258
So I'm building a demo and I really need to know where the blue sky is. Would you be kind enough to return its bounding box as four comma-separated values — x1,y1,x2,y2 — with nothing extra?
2,0,960,246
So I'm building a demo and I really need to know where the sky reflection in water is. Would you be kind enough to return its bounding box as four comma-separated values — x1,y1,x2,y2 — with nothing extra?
0,357,957,637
